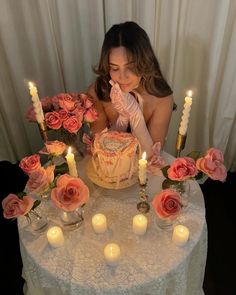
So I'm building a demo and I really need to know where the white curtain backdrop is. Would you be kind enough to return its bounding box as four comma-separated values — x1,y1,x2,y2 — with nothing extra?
0,0,235,171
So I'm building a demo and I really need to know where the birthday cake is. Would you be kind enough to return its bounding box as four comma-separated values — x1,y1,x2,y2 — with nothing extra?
91,131,140,185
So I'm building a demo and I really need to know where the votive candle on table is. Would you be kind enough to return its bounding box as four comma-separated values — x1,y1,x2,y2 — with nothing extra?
172,225,190,246
92,213,107,234
65,147,78,177
28,81,45,124
178,90,193,136
104,243,121,265
138,152,147,185
133,214,148,235
47,226,64,248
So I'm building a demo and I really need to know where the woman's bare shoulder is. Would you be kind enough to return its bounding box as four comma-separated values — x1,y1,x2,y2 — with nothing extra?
87,83,98,101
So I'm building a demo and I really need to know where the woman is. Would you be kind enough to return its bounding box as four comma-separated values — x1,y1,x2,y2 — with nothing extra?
87,21,173,158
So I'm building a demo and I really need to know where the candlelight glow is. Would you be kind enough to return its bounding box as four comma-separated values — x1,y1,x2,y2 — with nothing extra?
187,90,193,97
67,147,72,155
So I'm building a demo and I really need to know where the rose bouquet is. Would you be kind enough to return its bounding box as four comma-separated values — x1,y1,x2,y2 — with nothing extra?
26,92,98,150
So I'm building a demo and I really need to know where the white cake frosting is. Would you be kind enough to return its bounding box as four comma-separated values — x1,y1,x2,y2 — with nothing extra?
91,131,140,185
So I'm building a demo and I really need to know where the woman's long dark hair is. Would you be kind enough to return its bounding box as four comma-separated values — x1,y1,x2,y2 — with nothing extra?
94,21,173,101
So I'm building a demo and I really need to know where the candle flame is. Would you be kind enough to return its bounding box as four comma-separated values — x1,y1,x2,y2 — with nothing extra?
187,90,193,97
67,146,72,155
142,152,146,160
28,81,34,88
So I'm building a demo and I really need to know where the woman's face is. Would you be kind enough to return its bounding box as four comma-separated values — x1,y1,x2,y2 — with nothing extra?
109,46,141,93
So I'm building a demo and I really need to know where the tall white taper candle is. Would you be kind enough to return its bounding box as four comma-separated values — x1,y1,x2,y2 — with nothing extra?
178,90,193,136
28,82,45,123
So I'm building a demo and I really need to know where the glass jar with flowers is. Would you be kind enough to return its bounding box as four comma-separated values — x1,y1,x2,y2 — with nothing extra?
152,189,183,229
51,174,89,231
161,148,227,207
2,193,48,233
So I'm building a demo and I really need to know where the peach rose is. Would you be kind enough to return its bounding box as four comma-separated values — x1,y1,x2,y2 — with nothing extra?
58,109,70,122
2,194,34,219
58,93,77,111
45,111,62,130
19,154,41,174
84,107,98,123
26,165,55,195
71,106,85,119
51,174,89,211
79,93,93,109
196,148,227,181
152,189,183,220
63,116,82,133
167,157,198,181
40,140,67,156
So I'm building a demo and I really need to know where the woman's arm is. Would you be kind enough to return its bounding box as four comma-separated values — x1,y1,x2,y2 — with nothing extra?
87,84,109,135
147,95,173,148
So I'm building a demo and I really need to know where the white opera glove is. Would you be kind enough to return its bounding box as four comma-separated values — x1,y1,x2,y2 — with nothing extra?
110,81,153,157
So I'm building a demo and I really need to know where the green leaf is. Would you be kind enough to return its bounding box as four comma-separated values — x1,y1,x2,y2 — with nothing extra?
186,151,202,161
54,162,69,177
195,171,205,180
161,165,170,179
16,191,27,199
32,200,41,210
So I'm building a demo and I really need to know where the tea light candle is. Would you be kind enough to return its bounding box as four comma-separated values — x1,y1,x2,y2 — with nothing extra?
47,226,64,248
138,152,147,185
133,214,148,235
28,81,44,123
179,90,193,136
92,213,107,234
172,225,190,246
65,147,78,177
104,243,121,265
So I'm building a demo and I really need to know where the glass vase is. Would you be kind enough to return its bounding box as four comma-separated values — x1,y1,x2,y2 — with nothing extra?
162,179,190,207
60,207,84,231
26,209,48,233
155,215,175,230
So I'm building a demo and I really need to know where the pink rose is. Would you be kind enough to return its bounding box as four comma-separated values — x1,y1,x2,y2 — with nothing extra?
152,189,183,220
2,194,34,219
84,107,98,123
58,93,77,111
167,157,198,181
71,106,86,119
40,97,53,112
196,148,227,181
51,174,89,211
26,165,55,195
40,140,67,156
58,109,70,122
79,93,93,109
45,111,62,130
19,154,41,174
63,116,82,133
26,106,36,122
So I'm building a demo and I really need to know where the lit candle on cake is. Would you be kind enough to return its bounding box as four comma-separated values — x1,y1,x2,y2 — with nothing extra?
92,213,107,234
139,152,147,185
28,81,45,124
133,214,148,235
47,226,64,248
172,225,190,246
104,243,121,265
178,90,193,136
65,147,78,177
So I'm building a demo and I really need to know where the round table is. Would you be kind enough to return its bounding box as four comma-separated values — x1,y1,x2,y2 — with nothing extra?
18,152,207,295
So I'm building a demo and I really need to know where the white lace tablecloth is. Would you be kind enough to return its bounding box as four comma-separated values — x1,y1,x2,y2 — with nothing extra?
18,152,207,295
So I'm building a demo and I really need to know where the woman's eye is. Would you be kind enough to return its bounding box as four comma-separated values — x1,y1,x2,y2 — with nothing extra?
110,67,119,72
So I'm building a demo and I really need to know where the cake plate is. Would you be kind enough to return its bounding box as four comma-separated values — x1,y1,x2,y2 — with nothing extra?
86,158,138,190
